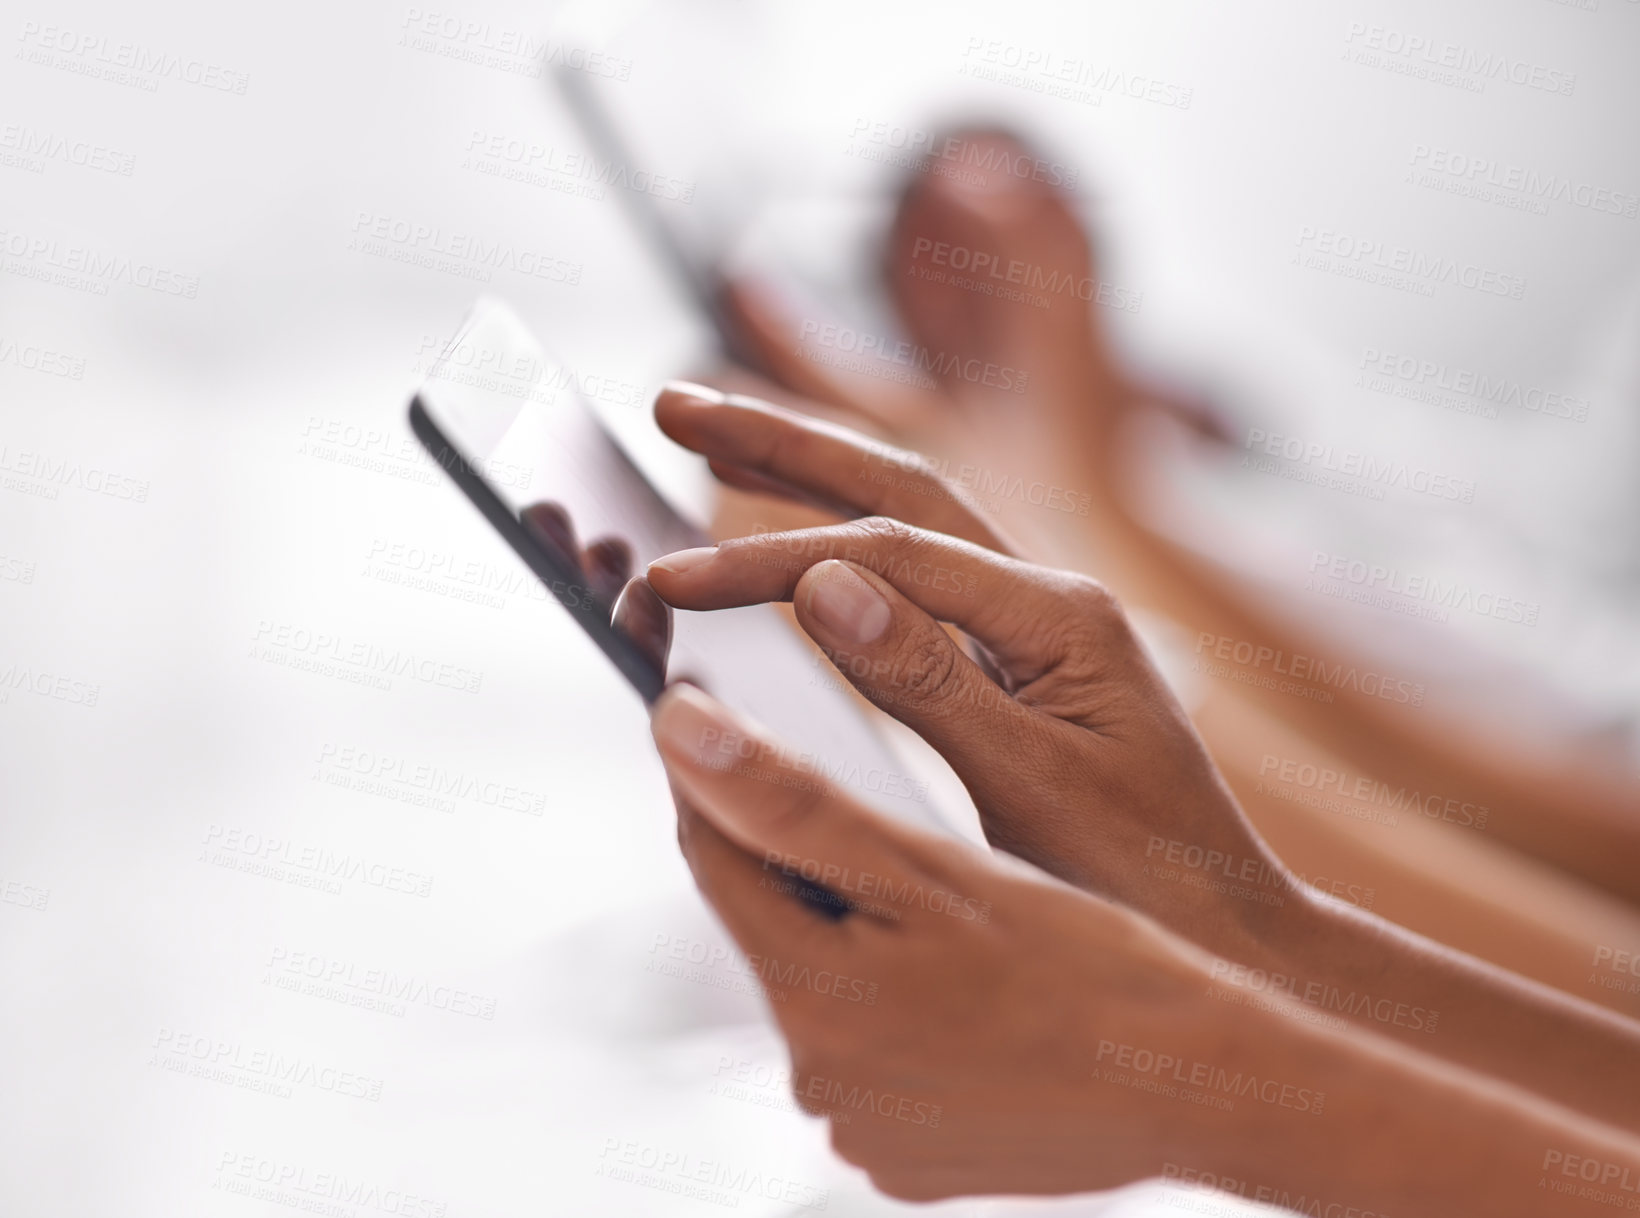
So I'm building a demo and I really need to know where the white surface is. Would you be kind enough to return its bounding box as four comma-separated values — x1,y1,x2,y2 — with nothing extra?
3,0,1635,1213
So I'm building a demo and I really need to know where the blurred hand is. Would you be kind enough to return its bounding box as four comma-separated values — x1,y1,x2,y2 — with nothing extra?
521,501,672,679
712,127,1231,458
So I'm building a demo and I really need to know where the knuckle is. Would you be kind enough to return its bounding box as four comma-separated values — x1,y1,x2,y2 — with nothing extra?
1066,573,1122,623
1054,574,1133,649
896,627,962,709
855,514,922,551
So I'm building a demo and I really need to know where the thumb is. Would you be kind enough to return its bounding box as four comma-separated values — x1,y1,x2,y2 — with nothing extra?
651,682,949,907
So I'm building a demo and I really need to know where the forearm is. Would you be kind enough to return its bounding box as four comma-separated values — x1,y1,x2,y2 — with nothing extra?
1035,569,1640,1128
1193,991,1640,1218
1110,500,1640,905
1238,884,1640,1132
1086,757,1640,1131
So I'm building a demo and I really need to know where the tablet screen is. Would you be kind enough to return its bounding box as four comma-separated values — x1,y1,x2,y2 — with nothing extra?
412,297,957,833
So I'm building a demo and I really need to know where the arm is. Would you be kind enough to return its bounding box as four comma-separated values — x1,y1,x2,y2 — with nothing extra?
1091,462,1640,911
722,241,1640,908
1192,969,1640,1218
651,680,1640,1215
1220,879,1640,1136
646,383,1640,1134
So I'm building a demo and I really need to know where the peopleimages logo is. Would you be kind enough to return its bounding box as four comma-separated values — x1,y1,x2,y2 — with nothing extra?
0,444,150,502
762,850,989,922
1358,347,1589,422
315,741,547,816
0,661,100,707
396,9,631,80
1342,23,1576,96
349,212,582,286
595,1138,829,1211
0,227,200,298
1409,146,1637,219
1540,1149,1640,1198
463,131,695,202
214,1152,448,1218
0,877,50,911
797,320,1029,394
1195,631,1427,707
413,332,647,409
202,825,436,897
1258,754,1490,830
151,1028,384,1101
908,237,1143,312
1208,957,1440,1033
1244,428,1476,505
1592,946,1640,978
647,932,878,1006
1307,549,1540,627
1295,227,1526,301
16,21,251,94
0,335,86,379
846,119,1081,187
711,1056,944,1129
1162,1163,1389,1218
264,947,498,1020
957,39,1194,110
689,720,932,803
0,124,135,175
0,555,37,584
250,619,484,695
1095,1039,1326,1115
362,536,553,611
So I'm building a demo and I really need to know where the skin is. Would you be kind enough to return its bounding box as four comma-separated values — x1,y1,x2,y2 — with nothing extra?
645,383,1640,1137
653,679,1640,1213
748,131,1640,882
519,501,672,676
697,129,1640,1008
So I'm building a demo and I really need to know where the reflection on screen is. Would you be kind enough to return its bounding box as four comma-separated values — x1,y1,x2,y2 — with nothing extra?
411,298,958,833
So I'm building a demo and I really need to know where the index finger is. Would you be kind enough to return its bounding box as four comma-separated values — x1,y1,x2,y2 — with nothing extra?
648,516,1103,675
655,382,1021,557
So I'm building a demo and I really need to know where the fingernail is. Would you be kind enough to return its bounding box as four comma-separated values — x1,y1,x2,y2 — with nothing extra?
807,561,890,645
648,546,718,576
660,380,727,406
652,682,729,769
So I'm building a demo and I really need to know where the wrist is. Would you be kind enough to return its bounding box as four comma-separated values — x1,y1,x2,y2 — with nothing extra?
1087,923,1341,1185
1137,800,1329,977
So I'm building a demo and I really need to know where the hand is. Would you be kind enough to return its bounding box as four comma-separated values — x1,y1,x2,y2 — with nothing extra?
651,683,1640,1216
520,501,672,679
650,682,1255,1199
647,384,1294,964
712,128,1232,467
645,384,1640,1137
